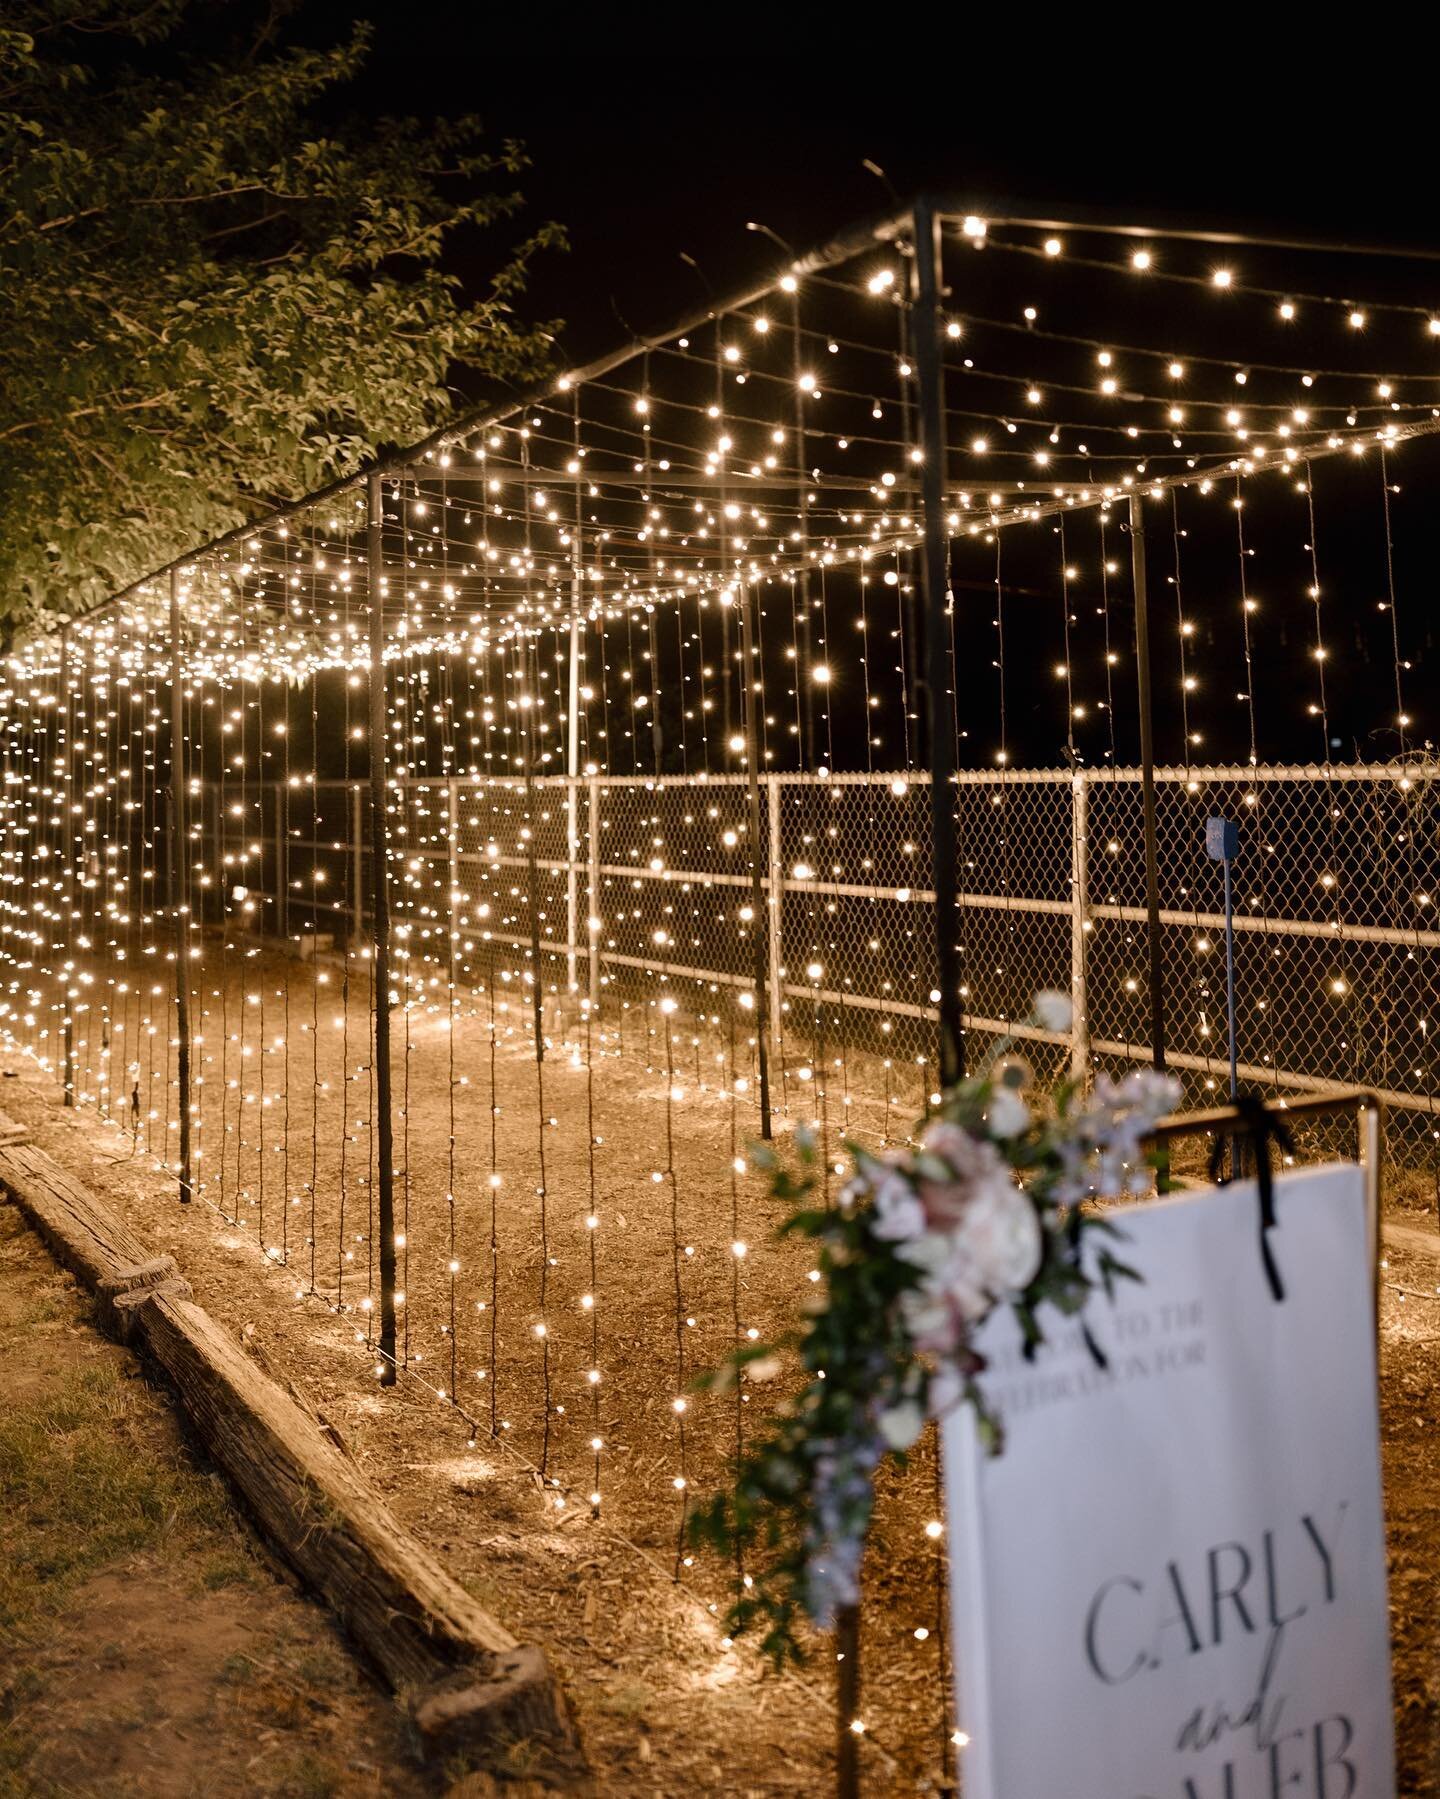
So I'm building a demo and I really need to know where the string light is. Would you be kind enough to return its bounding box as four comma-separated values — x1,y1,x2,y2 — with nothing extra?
1,201,1436,1789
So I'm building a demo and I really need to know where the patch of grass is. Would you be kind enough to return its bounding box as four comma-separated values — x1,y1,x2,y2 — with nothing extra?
290,1644,346,1690
0,1361,233,1638
6,1288,72,1332
196,1548,258,1592
273,1751,346,1799
0,1718,38,1798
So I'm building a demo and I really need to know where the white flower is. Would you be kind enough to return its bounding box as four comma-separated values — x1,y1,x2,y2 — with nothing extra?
870,1170,927,1242
954,1181,1042,1296
877,1399,925,1451
1032,989,1073,1034
987,1085,1031,1139
927,1363,965,1420
746,1354,782,1383
894,1230,953,1276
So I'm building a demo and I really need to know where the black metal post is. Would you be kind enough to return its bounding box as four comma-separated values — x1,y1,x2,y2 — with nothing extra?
58,626,75,1107
366,474,397,1384
1128,492,1167,1072
168,572,193,1201
738,583,774,1139
835,1602,861,1799
910,197,964,1088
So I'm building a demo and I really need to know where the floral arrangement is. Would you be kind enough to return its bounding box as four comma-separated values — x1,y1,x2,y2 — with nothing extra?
687,992,1180,1667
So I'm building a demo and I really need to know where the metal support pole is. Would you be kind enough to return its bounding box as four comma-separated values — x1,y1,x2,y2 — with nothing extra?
737,585,773,1139
587,775,601,1008
351,783,363,937
565,591,582,1000
766,772,785,1074
911,196,964,1088
275,783,287,942
1070,772,1091,1084
446,779,459,976
366,473,397,1385
168,572,193,1202
58,627,75,1107
1128,491,1167,1072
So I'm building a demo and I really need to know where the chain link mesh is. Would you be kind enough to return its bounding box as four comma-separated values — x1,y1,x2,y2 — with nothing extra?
277,759,1440,1178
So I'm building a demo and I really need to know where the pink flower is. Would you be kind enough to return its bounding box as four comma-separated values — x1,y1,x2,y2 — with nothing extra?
918,1177,972,1229
918,1120,972,1166
914,1125,1013,1231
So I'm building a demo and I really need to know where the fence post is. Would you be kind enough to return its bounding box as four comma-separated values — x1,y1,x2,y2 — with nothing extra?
168,571,193,1202
738,583,772,1139
911,194,963,1089
366,472,397,1387
1070,772,1091,1084
766,772,785,1080
1128,490,1167,1073
587,775,601,1008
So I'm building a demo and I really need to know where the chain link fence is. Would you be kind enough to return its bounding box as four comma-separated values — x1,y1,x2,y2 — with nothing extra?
235,759,1440,1175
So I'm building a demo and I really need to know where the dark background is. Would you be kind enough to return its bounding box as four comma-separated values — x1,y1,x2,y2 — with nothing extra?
297,12,1436,371
130,12,1440,770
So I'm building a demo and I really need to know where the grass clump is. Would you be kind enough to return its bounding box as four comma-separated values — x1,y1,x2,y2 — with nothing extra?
0,1361,230,1637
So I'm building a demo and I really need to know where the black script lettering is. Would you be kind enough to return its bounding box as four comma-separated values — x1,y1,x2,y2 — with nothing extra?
1085,1575,1146,1685
1263,1531,1307,1632
1151,1563,1204,1668
1302,1506,1345,1605
1268,1725,1307,1794
1313,1715,1357,1799
1208,1542,1255,1646
1173,1622,1288,1756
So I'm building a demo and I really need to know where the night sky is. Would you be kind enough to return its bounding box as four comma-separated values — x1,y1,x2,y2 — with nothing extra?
310,15,1433,371
136,13,1440,770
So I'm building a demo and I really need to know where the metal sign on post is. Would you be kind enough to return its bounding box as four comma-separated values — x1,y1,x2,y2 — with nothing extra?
945,1092,1393,1799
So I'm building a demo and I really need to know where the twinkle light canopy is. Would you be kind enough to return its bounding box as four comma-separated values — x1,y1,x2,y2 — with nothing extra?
1,196,1438,1775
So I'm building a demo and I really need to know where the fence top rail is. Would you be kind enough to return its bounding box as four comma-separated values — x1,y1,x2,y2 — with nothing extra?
271,761,1435,795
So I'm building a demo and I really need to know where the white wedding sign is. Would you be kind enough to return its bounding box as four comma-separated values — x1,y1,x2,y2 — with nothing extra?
943,1162,1392,1799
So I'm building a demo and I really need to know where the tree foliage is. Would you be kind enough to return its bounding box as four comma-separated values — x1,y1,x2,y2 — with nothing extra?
0,1,562,623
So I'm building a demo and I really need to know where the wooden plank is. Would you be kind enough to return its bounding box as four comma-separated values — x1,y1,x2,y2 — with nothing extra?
0,1134,579,1771
0,1141,155,1288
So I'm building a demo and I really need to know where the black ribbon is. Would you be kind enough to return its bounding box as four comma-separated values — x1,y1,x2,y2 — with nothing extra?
1208,1093,1294,1303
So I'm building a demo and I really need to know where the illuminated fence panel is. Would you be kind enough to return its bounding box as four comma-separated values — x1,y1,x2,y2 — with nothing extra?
250,760,1440,1167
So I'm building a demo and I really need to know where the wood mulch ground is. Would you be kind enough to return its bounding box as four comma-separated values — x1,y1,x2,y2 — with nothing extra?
5,948,1440,1792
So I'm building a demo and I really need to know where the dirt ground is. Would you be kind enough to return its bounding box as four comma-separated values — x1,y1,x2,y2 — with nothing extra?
0,1191,430,1797
5,942,1440,1792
